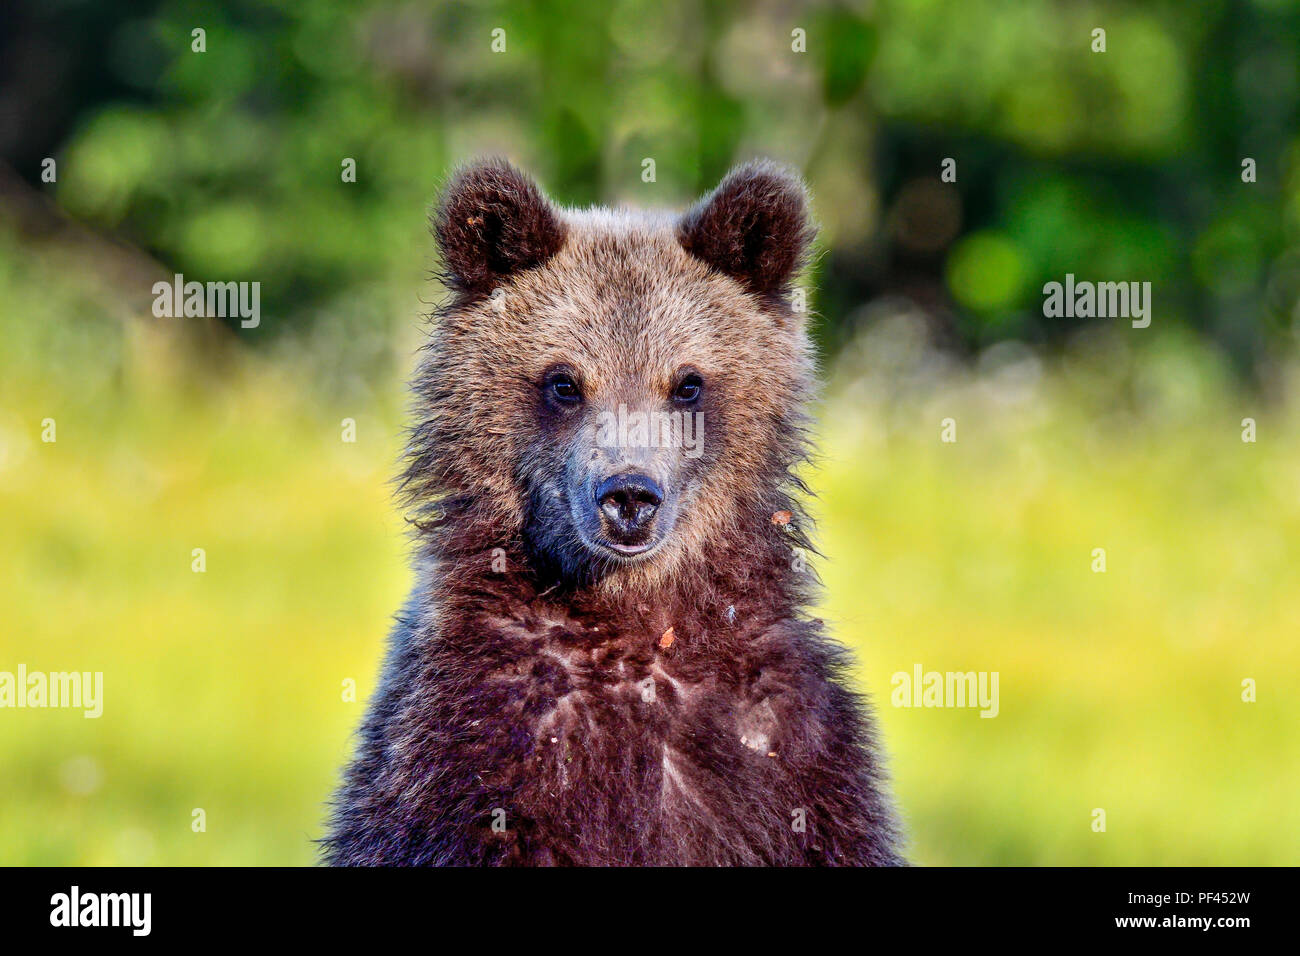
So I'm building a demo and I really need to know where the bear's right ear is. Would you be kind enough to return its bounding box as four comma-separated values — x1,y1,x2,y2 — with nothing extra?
433,159,567,296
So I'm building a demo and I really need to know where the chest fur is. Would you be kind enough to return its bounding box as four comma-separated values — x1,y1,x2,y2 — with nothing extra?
476,608,783,753
433,606,813,862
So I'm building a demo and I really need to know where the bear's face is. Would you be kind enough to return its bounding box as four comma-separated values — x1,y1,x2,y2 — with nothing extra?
413,160,816,589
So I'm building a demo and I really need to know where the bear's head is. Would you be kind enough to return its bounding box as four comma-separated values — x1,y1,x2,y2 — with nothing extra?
407,159,817,592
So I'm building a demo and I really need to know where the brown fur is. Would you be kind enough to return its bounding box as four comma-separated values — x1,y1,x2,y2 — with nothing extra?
323,160,903,866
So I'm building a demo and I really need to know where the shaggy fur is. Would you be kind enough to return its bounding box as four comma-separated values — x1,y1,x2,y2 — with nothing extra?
323,159,903,866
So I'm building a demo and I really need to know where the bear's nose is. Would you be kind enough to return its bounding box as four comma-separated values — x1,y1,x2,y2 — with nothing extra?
596,473,662,535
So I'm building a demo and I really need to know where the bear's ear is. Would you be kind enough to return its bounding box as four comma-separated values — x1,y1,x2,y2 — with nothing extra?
678,161,815,297
433,159,567,295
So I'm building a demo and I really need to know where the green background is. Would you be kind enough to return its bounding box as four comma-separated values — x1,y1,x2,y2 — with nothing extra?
1,0,1297,864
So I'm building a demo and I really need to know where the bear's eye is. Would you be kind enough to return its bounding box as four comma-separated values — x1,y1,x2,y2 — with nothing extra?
673,373,703,405
546,371,582,405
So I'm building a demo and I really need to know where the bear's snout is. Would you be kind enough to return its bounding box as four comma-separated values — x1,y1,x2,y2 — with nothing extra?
595,472,663,549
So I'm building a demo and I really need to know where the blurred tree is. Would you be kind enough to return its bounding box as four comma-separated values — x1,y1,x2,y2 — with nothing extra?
1,0,1297,374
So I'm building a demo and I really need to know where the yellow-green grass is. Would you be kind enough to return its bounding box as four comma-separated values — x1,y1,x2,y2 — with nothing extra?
818,327,1300,865
1,353,408,864
2,239,1297,864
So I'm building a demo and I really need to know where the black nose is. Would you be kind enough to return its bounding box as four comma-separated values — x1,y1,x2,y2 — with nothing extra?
596,473,663,537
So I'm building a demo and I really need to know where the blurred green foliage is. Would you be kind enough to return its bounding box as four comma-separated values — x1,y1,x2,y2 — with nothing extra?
5,0,1300,369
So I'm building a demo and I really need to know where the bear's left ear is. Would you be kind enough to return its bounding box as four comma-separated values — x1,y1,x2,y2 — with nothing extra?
678,161,815,298
434,158,567,296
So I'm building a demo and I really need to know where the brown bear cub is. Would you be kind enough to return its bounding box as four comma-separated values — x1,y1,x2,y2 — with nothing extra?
323,159,903,866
